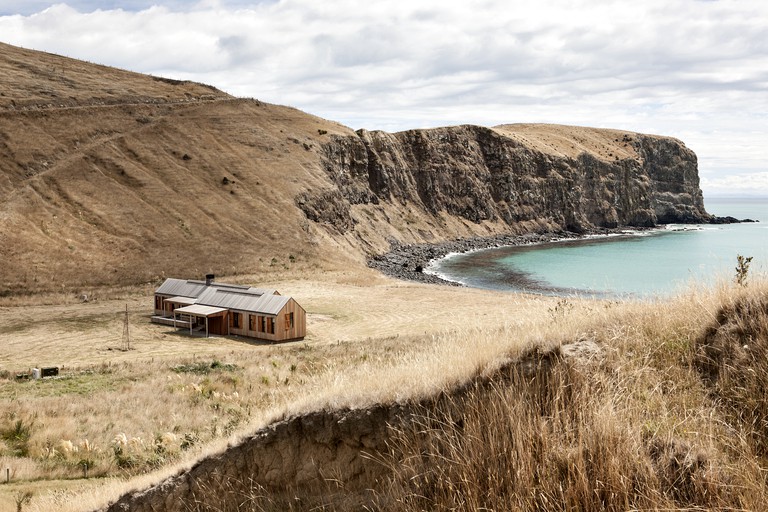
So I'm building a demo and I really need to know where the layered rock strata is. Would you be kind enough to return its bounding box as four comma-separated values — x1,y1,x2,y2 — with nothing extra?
304,124,710,236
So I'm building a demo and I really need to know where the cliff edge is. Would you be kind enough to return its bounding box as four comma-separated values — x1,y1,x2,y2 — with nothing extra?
0,42,712,294
305,123,708,243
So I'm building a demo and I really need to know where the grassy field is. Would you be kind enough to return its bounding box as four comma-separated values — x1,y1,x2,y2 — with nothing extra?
0,268,560,510
3,268,768,511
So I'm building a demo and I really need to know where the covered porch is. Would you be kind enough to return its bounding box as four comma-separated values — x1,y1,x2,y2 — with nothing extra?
172,304,228,337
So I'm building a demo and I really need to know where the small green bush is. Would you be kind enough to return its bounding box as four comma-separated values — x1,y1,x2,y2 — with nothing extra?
172,360,239,375
735,254,753,287
1,418,33,456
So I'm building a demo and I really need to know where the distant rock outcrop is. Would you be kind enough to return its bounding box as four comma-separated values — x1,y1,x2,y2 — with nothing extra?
305,124,710,235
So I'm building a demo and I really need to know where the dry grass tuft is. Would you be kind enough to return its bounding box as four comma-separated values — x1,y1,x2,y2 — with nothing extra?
7,277,768,511
695,284,768,457
373,344,741,511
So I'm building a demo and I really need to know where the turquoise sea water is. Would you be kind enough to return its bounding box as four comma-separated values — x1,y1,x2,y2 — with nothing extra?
430,198,768,298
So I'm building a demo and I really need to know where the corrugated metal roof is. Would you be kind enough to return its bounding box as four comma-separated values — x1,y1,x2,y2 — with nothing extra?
166,296,197,306
196,288,258,310
252,294,291,316
156,278,275,298
155,278,209,298
156,278,289,316
174,304,227,317
196,288,288,315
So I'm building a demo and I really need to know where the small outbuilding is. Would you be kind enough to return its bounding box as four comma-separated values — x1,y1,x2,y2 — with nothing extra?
152,275,306,342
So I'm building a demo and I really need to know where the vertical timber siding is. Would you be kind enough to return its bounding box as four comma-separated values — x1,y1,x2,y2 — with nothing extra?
224,300,306,342
277,298,306,341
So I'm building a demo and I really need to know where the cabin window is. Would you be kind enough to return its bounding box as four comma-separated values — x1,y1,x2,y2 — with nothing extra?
249,314,258,331
155,296,162,310
266,317,274,334
231,312,241,328
285,312,294,329
259,316,266,333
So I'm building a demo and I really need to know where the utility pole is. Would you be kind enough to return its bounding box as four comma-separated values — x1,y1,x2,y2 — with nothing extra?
121,304,130,351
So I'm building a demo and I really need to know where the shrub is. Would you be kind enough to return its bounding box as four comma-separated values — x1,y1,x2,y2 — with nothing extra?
172,360,239,375
1,418,33,457
735,254,753,287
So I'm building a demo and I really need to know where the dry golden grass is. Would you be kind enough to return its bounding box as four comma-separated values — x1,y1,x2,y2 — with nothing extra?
0,41,229,110
362,280,768,511
110,277,768,512
0,92,360,296
0,270,560,510
0,39,364,296
6,272,765,510
494,123,649,162
4,269,768,511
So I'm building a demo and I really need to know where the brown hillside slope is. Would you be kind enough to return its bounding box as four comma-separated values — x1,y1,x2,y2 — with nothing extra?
0,97,358,294
0,41,227,109
0,43,709,295
0,42,361,295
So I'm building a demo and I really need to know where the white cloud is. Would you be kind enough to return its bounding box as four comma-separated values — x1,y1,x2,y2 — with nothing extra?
0,0,766,196
701,172,768,197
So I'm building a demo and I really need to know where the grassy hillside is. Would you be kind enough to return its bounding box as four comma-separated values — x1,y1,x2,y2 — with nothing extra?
0,41,228,109
4,278,767,511
0,41,363,295
1,98,360,293
2,43,764,512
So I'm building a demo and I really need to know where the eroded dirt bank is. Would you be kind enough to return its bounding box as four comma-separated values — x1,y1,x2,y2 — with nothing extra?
101,284,768,512
102,346,572,511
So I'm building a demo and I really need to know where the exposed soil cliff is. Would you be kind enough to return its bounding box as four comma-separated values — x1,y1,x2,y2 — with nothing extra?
102,346,568,511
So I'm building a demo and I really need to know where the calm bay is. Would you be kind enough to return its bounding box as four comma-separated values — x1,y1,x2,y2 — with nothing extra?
429,198,768,298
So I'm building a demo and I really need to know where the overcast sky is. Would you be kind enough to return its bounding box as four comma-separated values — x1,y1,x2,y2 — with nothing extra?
1,0,766,197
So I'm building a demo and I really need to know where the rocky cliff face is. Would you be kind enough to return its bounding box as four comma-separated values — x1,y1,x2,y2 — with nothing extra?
0,43,712,295
305,124,709,237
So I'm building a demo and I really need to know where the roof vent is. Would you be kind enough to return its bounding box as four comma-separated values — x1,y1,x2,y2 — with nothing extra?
205,274,215,286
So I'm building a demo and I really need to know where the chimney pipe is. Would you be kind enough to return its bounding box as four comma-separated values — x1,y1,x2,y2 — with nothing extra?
205,274,215,286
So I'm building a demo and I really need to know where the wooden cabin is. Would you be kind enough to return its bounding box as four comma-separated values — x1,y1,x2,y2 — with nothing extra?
152,275,306,342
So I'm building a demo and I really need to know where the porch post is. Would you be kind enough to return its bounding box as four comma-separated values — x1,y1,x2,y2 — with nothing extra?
206,317,209,338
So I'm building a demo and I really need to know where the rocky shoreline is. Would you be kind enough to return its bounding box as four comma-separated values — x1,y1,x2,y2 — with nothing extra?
367,227,648,286
368,216,756,287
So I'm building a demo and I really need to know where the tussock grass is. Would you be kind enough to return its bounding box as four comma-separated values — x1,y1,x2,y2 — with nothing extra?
6,276,768,511
363,280,768,511
149,279,768,511
375,350,737,511
694,284,768,457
